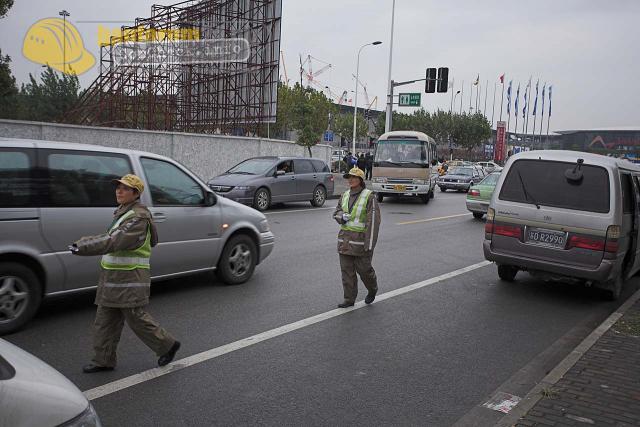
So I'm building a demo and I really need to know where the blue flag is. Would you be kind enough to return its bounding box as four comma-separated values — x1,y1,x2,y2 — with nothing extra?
523,87,528,118
514,83,520,115
541,84,546,117
533,80,539,116
548,85,553,116
506,80,512,116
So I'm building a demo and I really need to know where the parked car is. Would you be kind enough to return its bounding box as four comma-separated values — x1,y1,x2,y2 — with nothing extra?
0,138,275,335
207,156,334,211
0,338,102,426
466,171,501,218
475,161,503,173
484,150,640,300
436,166,485,192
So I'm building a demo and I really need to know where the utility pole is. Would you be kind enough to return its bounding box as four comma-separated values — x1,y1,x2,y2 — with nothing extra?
59,10,70,73
384,0,396,133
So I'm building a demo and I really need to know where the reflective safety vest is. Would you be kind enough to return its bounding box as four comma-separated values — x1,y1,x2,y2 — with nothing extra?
100,209,151,270
340,189,372,232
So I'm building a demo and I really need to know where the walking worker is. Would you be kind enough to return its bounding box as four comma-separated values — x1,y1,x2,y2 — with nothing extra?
333,167,381,308
69,174,180,373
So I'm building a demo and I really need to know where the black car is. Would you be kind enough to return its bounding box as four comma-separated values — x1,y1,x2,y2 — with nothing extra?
208,156,335,211
436,166,485,192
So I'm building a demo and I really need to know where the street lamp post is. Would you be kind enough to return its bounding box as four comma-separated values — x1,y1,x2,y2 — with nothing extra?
59,10,70,73
384,0,396,133
352,41,382,155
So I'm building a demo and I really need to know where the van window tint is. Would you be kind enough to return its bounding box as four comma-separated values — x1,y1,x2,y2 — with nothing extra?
0,150,33,207
294,159,315,174
621,174,634,214
499,159,610,213
311,159,329,172
141,158,204,206
46,151,131,207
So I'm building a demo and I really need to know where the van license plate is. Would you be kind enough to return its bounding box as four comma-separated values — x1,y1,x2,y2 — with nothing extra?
393,184,406,191
526,228,566,248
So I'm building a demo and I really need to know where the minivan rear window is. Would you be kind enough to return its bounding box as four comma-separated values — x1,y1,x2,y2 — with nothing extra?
499,159,610,213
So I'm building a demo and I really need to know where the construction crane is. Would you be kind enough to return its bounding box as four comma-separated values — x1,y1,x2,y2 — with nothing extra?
279,50,289,85
299,54,332,90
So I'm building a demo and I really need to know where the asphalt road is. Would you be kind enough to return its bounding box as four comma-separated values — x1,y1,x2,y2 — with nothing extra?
5,191,639,426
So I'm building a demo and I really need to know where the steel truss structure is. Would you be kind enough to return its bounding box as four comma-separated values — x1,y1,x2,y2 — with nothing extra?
67,0,281,135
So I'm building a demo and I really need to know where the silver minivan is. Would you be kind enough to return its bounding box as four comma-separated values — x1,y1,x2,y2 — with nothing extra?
484,150,640,300
0,138,275,334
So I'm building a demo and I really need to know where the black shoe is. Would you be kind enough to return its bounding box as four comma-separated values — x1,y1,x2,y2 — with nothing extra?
337,301,355,308
158,341,181,367
365,291,377,304
82,363,114,373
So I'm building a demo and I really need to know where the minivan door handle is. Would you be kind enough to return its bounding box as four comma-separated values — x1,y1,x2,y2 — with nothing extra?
153,213,167,223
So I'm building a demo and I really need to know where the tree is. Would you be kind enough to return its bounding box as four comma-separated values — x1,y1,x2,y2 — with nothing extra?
0,50,18,119
0,0,13,19
18,66,82,122
334,112,368,146
291,85,336,156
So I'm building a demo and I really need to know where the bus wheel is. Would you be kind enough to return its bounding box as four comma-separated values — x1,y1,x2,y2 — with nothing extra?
376,193,384,203
420,194,430,204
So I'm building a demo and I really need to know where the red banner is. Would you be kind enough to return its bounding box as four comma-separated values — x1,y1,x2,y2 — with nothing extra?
494,121,506,163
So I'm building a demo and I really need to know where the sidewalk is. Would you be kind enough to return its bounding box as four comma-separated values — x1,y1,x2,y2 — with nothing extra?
505,291,640,426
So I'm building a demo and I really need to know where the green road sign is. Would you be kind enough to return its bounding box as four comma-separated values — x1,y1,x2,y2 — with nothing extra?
398,93,421,107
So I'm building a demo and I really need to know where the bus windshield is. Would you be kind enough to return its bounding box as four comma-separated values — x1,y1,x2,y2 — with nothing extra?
374,139,428,167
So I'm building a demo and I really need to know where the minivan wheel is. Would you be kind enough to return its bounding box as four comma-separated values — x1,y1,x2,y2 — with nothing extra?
376,193,384,203
497,264,518,282
310,185,327,207
218,235,257,285
602,275,623,301
472,212,484,219
253,188,271,212
0,263,42,335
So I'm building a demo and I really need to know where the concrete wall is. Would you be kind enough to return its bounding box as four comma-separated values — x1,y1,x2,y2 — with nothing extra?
0,119,332,180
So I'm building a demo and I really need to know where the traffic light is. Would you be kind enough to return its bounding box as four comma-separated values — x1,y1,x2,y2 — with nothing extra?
425,68,436,93
437,67,449,93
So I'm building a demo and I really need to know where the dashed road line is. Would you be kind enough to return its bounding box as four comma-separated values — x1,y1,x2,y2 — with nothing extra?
83,260,491,401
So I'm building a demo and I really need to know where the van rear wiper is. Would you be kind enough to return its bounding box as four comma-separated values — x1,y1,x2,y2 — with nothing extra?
517,170,540,209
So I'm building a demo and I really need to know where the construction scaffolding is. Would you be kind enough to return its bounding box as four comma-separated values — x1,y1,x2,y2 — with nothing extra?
66,0,282,135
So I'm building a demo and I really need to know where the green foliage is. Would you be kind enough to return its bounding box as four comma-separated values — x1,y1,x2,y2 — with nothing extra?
17,66,82,122
333,112,367,143
0,50,18,119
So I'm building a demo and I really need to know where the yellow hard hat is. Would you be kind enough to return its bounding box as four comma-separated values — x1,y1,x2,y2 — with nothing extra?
112,174,145,193
23,18,95,75
343,167,365,181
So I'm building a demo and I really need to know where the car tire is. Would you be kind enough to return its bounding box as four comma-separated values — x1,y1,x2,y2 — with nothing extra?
253,187,271,212
602,275,623,301
472,212,484,219
217,234,257,285
310,185,327,207
430,190,435,199
440,187,447,192
420,194,430,204
497,264,518,282
0,262,42,335
376,193,384,203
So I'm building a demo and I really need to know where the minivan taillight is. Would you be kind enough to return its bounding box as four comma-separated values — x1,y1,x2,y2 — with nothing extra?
568,235,605,251
493,224,522,239
605,225,620,253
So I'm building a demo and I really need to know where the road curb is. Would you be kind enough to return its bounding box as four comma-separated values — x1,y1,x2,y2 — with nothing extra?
496,286,640,426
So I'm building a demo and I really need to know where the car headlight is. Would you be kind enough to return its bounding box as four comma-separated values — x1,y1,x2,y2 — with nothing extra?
235,186,254,191
258,219,270,233
412,179,427,185
63,404,102,427
372,177,387,183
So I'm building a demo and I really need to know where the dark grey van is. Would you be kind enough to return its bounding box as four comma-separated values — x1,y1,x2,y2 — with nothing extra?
207,156,334,211
0,138,275,334
484,150,640,300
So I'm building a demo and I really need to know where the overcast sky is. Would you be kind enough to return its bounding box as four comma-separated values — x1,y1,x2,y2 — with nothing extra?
1,0,638,132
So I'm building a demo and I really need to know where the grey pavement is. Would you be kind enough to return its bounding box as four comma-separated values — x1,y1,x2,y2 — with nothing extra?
5,191,640,426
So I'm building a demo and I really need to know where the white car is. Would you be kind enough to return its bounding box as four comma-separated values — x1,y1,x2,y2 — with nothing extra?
0,338,101,426
475,161,503,173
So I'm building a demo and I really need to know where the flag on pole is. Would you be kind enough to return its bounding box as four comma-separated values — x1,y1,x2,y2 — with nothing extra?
474,74,479,86
506,80,512,116
514,83,520,114
499,73,505,84
522,85,528,118
548,85,553,116
533,80,539,116
541,83,546,117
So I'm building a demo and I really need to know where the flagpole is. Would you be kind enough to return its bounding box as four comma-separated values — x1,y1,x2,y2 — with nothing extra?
514,84,519,141
449,77,455,113
469,81,473,113
539,83,546,148
475,83,480,114
524,79,532,144
499,75,505,121
460,80,464,114
491,82,497,129
483,79,488,117
546,111,551,145
531,80,539,150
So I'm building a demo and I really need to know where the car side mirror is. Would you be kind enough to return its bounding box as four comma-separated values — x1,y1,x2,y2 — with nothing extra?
204,192,217,206
275,170,285,177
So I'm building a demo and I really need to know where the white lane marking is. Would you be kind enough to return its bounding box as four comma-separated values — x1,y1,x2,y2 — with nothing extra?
396,212,471,225
83,260,491,401
265,207,334,215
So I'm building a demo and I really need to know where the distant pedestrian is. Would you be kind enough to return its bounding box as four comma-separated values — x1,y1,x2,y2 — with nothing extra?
365,153,373,180
333,167,381,308
70,174,180,373
357,153,366,170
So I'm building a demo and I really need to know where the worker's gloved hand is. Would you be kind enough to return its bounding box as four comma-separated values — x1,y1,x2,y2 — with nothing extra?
342,213,351,223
